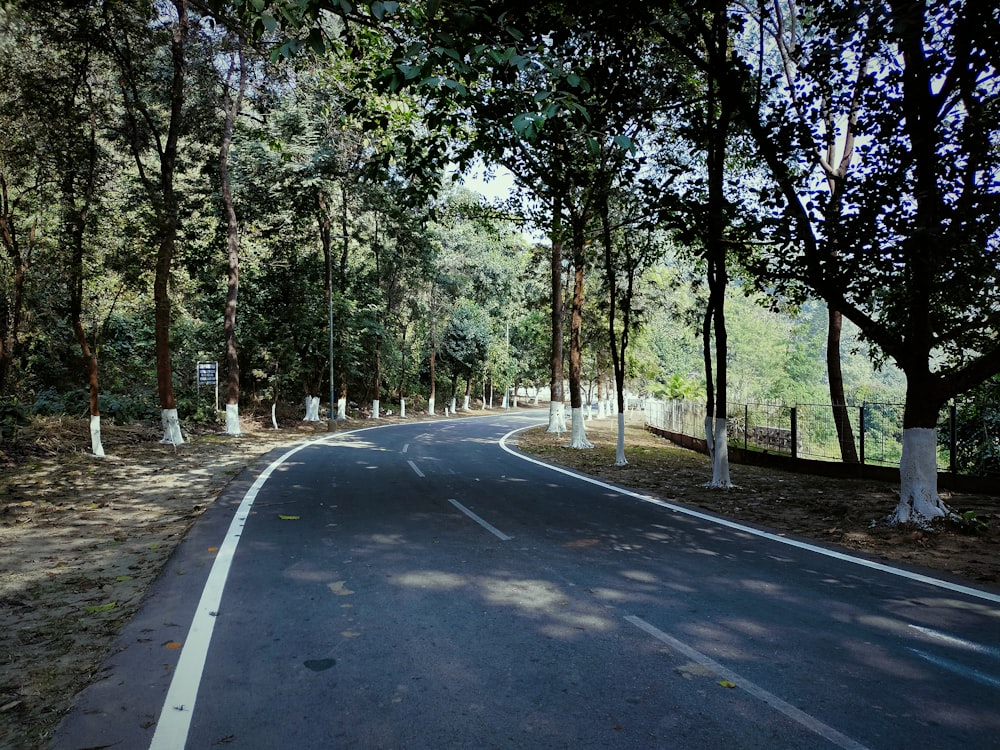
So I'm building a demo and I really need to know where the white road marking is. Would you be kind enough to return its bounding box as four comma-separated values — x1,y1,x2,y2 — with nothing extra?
625,615,871,750
407,460,424,477
447,498,512,541
906,648,1000,690
908,624,1000,659
402,443,409,453
149,440,317,750
147,416,536,749
498,427,1000,605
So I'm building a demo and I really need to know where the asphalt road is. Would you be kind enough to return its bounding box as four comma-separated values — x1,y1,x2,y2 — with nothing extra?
52,413,1000,749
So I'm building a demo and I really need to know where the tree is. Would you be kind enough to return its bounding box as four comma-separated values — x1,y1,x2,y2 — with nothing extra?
217,31,250,435
656,0,746,487
106,0,193,444
599,194,664,465
729,0,1000,523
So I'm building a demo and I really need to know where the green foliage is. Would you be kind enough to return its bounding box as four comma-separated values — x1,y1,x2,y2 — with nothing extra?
0,397,29,442
949,378,1000,478
30,388,155,423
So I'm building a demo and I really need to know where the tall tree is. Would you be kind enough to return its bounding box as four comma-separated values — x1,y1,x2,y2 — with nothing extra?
656,0,745,487
106,0,192,444
758,0,875,463
218,32,249,435
729,0,1000,522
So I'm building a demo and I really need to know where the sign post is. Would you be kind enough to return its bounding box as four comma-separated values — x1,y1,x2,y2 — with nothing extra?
197,361,219,411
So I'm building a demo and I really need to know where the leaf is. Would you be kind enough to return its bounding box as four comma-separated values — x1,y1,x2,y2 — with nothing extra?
279,514,301,520
165,641,182,650
719,680,737,688
613,134,635,154
85,602,116,614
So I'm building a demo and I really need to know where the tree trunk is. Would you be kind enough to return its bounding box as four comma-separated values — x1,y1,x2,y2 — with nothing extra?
568,215,592,449
827,308,859,462
601,197,628,466
59,46,103,456
220,42,247,437
0,155,30,398
336,184,350,420
427,337,437,416
891,376,949,524
154,0,188,446
547,194,567,433
703,3,732,487
371,344,381,418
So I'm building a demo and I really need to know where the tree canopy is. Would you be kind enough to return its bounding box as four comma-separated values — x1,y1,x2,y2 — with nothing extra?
1,0,998,523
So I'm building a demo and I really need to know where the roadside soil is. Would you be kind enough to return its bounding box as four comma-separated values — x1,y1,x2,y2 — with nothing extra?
2,409,998,749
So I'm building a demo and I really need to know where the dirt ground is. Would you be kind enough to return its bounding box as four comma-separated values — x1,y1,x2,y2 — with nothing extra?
1,410,998,749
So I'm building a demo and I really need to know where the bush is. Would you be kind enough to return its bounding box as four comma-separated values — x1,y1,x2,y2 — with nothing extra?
0,397,30,442
30,388,156,424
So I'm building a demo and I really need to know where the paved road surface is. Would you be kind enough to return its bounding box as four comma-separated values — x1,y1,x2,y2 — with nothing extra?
52,413,1000,749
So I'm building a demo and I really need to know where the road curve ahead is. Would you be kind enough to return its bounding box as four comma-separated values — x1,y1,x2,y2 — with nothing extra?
52,413,1000,749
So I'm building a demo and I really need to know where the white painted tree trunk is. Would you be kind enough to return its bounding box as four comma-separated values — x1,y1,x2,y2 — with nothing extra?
615,411,627,466
462,395,470,411
532,389,539,406
160,408,184,445
304,396,320,421
427,396,435,415
546,400,567,433
90,415,105,457
450,397,457,413
336,397,347,420
568,406,593,448
271,403,278,429
704,415,715,460
512,393,518,408
708,417,732,488
371,399,380,419
400,398,406,418
891,427,950,525
501,391,509,408
225,403,241,436
597,399,607,419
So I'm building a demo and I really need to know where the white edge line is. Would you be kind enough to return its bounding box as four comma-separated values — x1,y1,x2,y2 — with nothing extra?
149,439,313,748
624,616,871,750
447,498,513,541
149,421,425,749
407,459,425,478
498,425,1000,606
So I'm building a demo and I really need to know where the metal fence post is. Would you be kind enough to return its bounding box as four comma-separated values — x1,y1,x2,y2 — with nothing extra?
790,406,798,459
859,404,866,465
950,402,957,474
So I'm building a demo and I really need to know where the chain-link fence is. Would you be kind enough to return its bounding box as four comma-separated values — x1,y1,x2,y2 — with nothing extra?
645,398,998,475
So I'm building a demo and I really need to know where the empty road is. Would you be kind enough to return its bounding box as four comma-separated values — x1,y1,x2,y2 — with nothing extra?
53,413,1000,749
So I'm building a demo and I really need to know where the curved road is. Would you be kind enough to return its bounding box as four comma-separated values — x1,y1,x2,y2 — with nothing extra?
53,413,1000,749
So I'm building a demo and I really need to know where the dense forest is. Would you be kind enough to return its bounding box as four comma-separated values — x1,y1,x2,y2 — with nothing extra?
1,0,997,525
